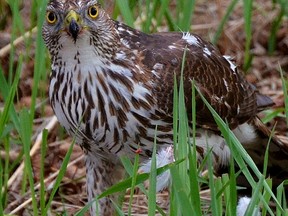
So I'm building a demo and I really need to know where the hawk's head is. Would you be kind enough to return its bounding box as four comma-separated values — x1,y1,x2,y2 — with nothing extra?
42,0,119,58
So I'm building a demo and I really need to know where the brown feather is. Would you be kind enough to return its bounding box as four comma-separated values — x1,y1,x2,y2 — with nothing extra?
116,22,264,130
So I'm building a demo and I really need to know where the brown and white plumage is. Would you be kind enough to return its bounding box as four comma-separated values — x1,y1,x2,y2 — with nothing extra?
42,0,288,215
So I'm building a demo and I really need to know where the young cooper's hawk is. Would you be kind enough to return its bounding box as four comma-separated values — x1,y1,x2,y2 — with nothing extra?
42,0,288,215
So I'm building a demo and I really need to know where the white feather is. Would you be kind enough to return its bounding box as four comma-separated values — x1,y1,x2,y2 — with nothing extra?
237,197,261,216
139,146,174,192
182,32,200,46
223,55,237,72
232,123,257,145
203,47,212,56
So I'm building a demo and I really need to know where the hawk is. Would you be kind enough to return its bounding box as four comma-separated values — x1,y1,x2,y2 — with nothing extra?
42,0,288,215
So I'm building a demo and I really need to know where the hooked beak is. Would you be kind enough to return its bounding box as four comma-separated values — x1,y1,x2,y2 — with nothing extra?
65,10,81,41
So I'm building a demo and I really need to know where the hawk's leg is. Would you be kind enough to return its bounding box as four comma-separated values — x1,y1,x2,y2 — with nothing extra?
86,153,125,216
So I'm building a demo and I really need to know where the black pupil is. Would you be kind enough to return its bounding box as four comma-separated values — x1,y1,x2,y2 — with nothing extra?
48,12,55,21
90,7,97,16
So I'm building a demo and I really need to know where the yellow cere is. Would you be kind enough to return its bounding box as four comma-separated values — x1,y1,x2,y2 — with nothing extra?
65,10,80,24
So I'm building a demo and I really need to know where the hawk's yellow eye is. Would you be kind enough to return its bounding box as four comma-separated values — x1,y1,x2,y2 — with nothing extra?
88,5,99,19
46,11,57,24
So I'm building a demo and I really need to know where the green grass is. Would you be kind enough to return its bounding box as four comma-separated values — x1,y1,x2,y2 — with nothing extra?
268,0,288,54
243,0,253,71
0,0,287,215
212,0,238,44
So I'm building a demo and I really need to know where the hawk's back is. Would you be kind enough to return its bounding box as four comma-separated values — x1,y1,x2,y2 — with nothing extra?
115,21,274,130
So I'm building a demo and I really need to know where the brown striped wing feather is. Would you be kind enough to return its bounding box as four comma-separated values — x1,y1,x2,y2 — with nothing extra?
116,22,274,130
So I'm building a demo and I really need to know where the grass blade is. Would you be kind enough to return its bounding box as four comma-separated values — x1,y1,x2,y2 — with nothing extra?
0,67,20,133
177,47,189,182
170,165,194,215
115,0,134,27
0,56,22,137
40,129,48,213
207,139,218,216
228,159,237,216
261,108,285,124
30,0,49,123
188,79,202,215
244,175,264,216
212,0,238,44
112,200,125,216
156,0,170,28
262,178,272,216
180,0,196,31
276,180,288,216
243,0,253,71
20,109,38,216
148,138,157,216
127,153,140,215
279,65,288,126
43,139,75,214
268,3,286,54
